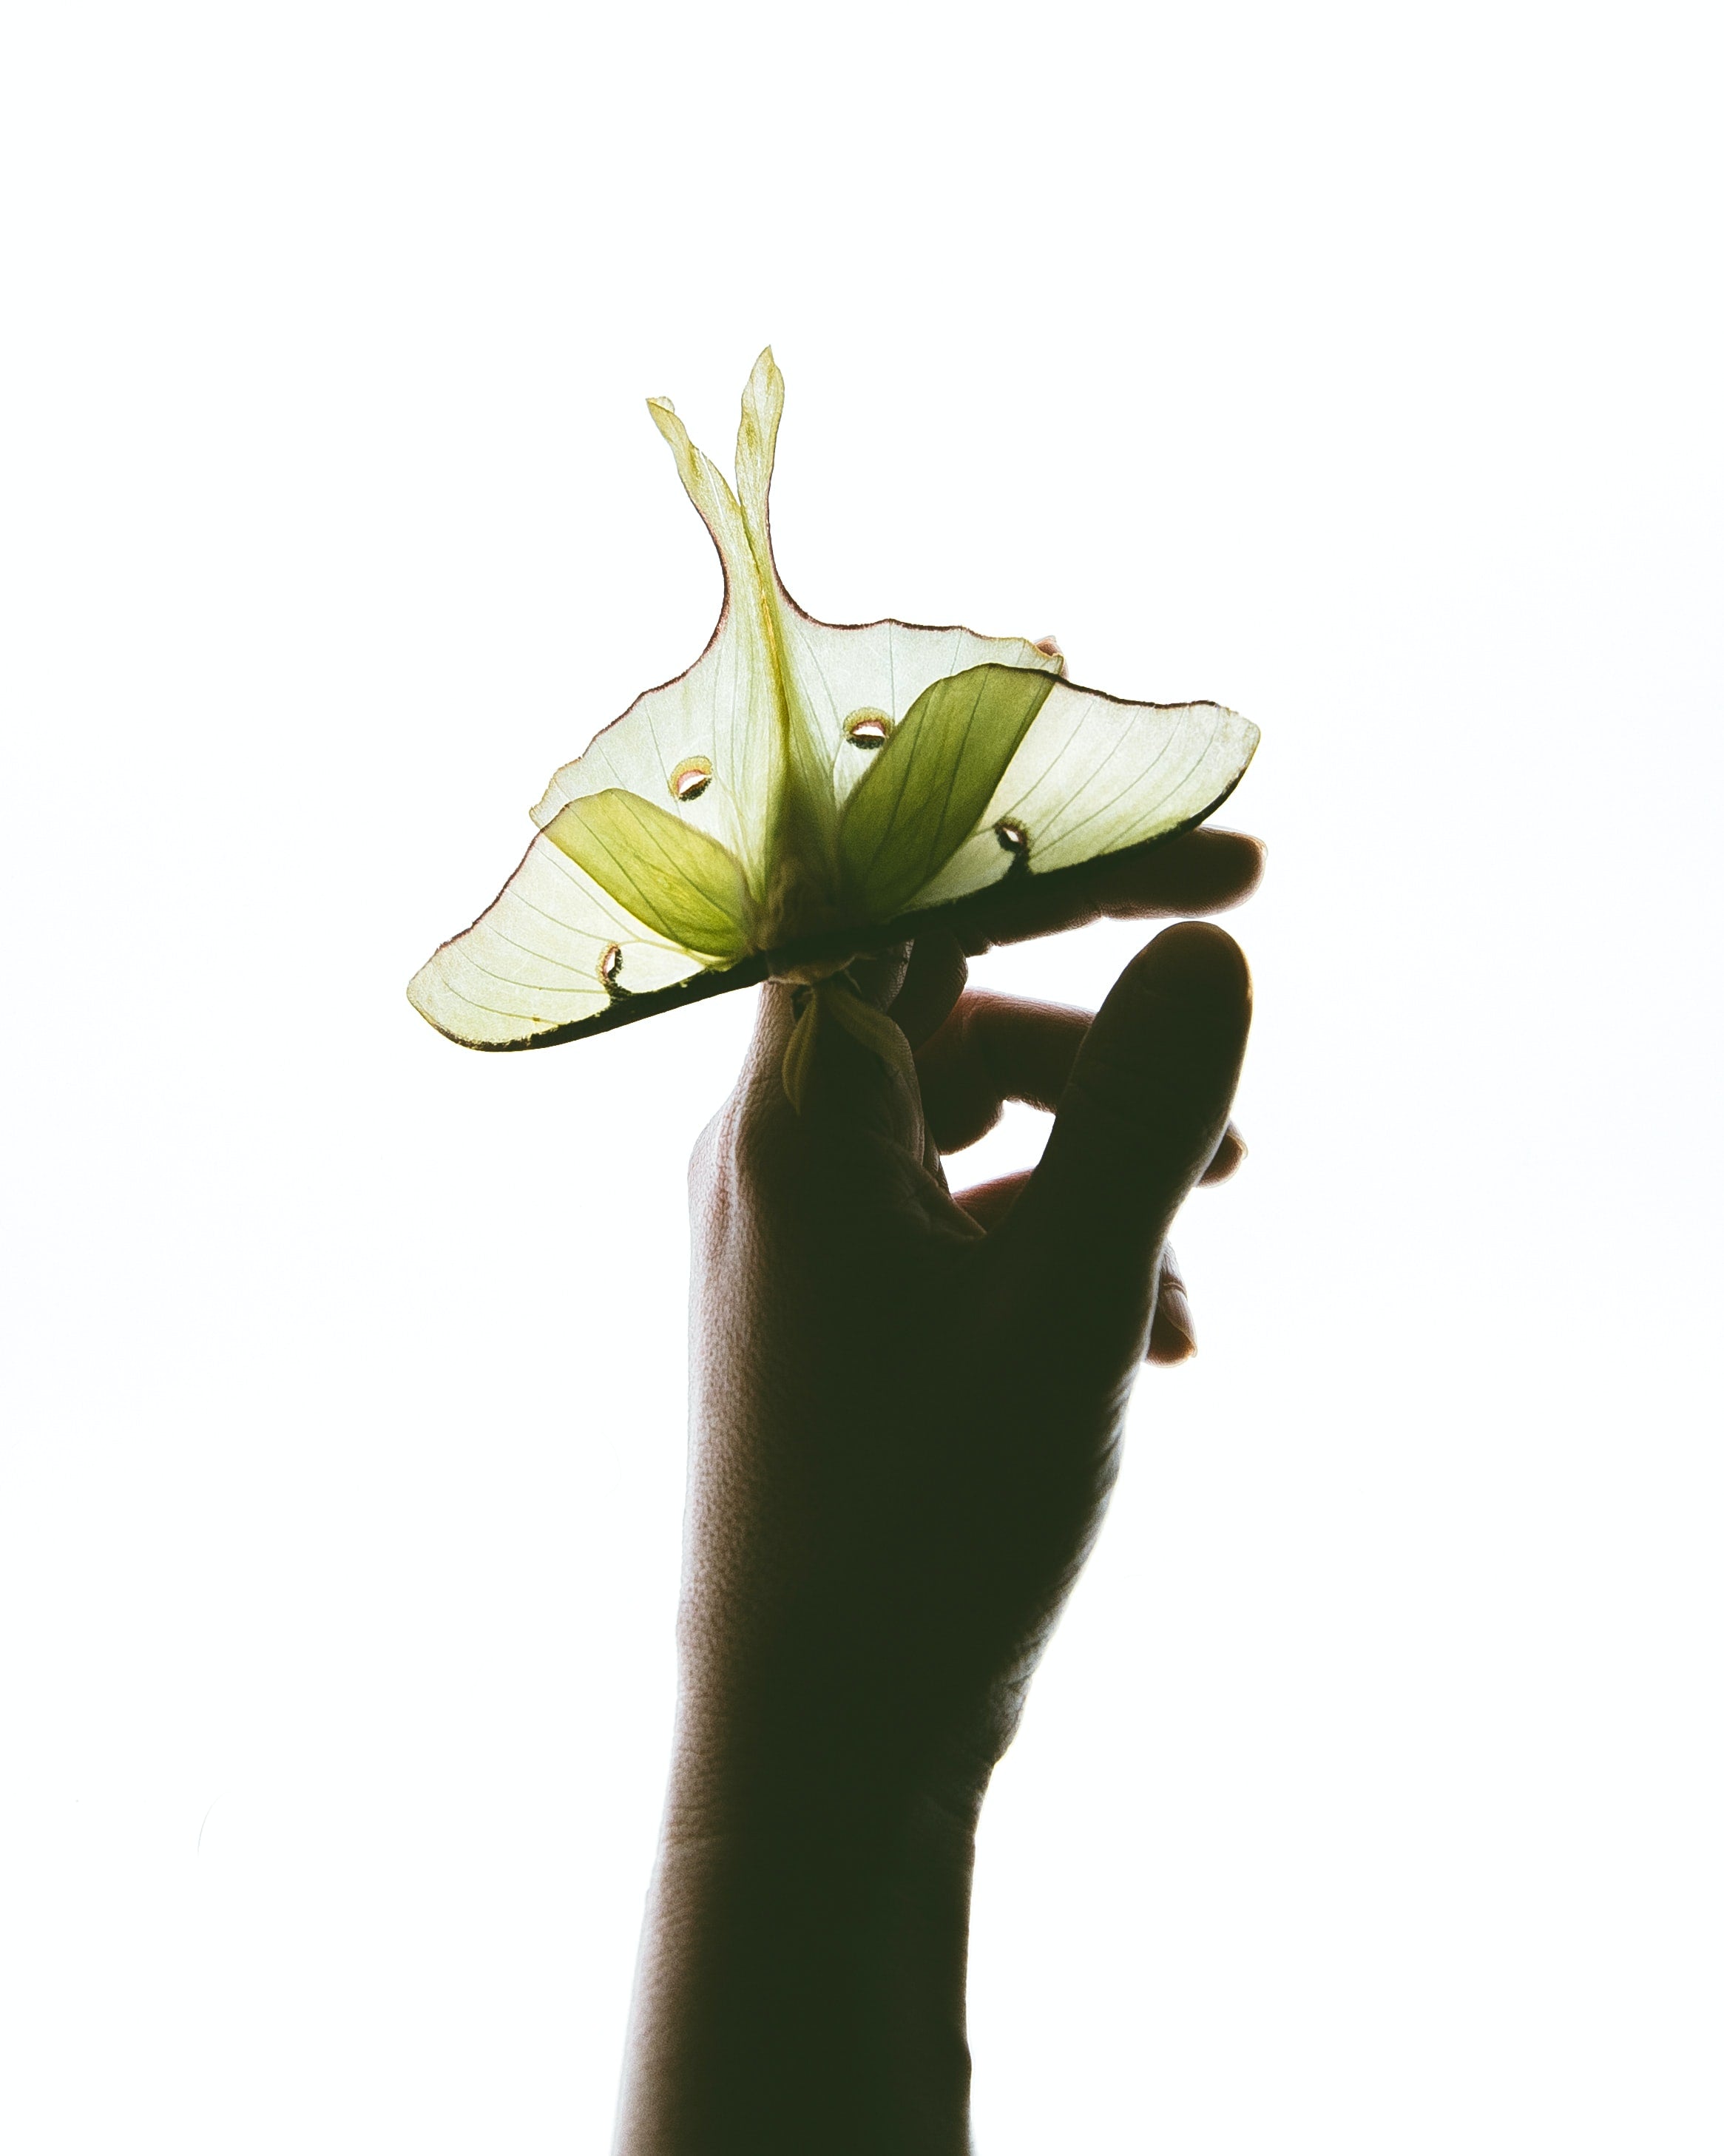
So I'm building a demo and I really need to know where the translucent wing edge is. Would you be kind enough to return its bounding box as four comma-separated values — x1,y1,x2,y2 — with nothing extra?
406,828,708,1050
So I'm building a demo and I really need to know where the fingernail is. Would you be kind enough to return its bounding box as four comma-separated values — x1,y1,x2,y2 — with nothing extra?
1151,1277,1197,1360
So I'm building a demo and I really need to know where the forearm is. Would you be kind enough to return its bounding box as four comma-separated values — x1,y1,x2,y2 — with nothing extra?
614,1777,979,2156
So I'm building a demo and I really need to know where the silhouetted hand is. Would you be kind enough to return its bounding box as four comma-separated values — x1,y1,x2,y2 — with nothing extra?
615,828,1260,2156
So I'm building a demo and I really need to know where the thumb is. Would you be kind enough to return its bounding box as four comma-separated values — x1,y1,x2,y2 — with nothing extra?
997,922,1251,1363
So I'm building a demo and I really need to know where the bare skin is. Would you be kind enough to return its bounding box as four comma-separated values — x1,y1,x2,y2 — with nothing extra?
614,825,1261,2155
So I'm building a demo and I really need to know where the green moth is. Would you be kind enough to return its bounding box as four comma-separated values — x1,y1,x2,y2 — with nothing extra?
408,353,1259,1103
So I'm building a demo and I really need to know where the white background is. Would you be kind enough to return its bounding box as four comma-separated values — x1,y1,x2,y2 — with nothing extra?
4,3,1720,2149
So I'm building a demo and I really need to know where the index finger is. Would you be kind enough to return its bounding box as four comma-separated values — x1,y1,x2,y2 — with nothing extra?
944,826,1264,956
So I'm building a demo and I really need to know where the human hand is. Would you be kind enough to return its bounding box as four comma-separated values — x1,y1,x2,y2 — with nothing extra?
615,826,1258,2155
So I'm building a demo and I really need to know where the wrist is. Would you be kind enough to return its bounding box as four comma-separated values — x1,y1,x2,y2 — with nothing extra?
666,1632,1007,1846
615,1774,979,2155
657,1754,984,1902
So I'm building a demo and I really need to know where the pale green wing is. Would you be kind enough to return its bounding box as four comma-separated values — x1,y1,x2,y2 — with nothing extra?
405,829,712,1049
734,348,834,867
906,680,1260,910
734,346,784,591
527,397,785,906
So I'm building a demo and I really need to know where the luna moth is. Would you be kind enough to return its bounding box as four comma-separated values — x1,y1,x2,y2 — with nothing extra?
408,352,1258,1104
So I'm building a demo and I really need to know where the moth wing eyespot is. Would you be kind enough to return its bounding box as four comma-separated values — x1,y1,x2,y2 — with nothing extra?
842,709,893,749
